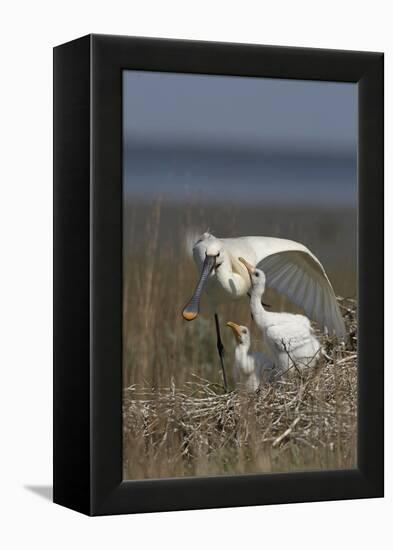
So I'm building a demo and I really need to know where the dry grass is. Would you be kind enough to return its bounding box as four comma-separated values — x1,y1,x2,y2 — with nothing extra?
123,199,357,479
123,345,357,479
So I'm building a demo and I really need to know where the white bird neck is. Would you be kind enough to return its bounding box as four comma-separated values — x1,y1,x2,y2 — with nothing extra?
235,342,251,362
250,288,270,328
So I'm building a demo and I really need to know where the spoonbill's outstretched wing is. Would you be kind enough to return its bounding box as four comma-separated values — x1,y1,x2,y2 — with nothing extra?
188,233,345,339
258,250,345,339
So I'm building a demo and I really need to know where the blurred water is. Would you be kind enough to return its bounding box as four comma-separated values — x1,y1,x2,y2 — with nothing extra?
123,70,357,208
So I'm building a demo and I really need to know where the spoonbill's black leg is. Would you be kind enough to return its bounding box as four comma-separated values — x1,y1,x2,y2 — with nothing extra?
214,313,228,392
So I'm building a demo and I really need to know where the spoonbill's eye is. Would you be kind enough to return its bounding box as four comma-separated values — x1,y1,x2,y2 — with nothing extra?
217,252,220,257
242,329,247,334
255,272,259,277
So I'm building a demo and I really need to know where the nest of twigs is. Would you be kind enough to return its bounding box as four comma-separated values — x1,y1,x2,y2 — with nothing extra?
123,297,357,480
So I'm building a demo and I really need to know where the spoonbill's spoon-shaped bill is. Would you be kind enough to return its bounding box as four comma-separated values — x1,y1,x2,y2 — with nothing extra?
238,257,255,277
182,253,216,321
226,321,244,342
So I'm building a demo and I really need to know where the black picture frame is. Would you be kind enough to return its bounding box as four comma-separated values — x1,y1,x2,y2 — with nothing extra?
53,34,384,516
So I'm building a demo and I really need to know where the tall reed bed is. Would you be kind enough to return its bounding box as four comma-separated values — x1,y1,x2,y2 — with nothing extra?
122,199,357,478
123,199,356,388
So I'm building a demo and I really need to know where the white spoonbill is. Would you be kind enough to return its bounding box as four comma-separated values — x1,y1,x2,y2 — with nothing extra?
239,258,322,376
226,322,274,391
182,233,344,389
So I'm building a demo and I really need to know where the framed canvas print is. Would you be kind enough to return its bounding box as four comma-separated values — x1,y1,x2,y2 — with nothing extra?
53,34,384,516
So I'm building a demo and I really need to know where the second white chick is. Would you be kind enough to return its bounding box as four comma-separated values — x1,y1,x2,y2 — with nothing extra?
227,321,274,391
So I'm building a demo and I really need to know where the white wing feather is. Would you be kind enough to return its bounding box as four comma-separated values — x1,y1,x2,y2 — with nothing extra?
258,250,345,338
190,234,345,339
